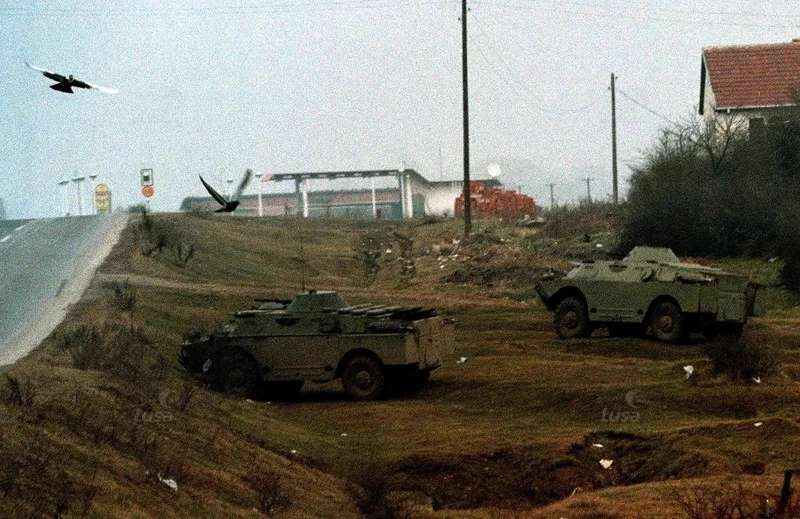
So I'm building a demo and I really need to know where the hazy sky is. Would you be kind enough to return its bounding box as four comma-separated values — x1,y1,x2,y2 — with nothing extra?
2,0,799,219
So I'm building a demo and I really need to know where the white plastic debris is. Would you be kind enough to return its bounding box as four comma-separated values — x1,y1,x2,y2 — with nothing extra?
452,239,460,245
592,443,604,448
456,357,468,364
341,433,348,437
596,243,604,248
752,377,762,384
158,474,178,492
599,459,614,470
683,365,694,378
386,248,392,254
290,449,298,454
754,422,763,427
769,257,778,263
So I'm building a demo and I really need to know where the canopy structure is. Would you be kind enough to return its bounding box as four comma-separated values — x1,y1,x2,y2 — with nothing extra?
268,169,420,219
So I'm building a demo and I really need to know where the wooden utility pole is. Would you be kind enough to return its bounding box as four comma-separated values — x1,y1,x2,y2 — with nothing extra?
461,0,472,235
548,182,556,211
611,73,619,204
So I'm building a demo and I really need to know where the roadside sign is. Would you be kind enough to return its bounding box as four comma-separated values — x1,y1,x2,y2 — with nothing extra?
95,184,112,214
142,185,154,198
141,169,154,187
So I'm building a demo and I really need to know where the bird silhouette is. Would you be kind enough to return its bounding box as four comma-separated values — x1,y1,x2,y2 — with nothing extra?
26,61,118,94
199,169,252,212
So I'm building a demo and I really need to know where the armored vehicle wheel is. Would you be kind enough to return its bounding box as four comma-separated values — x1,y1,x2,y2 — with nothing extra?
343,356,386,401
554,297,591,339
649,300,687,343
212,349,259,396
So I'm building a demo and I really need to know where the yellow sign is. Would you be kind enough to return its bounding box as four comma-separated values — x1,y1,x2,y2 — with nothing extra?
142,185,154,198
95,184,112,215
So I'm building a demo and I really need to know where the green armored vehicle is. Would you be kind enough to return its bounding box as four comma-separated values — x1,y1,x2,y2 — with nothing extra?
180,290,454,400
535,247,765,343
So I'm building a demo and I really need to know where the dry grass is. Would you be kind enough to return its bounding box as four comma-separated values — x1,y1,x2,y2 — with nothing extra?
1,212,799,518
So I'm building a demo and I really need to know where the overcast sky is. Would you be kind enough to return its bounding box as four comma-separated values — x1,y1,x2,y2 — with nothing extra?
2,0,799,219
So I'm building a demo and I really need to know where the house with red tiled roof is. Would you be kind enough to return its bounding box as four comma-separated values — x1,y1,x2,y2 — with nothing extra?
700,40,800,135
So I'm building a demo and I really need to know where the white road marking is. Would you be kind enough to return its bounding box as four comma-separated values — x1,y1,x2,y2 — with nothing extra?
0,235,10,243
14,225,25,232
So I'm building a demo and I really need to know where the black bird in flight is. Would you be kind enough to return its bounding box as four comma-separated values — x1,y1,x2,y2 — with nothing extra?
199,170,252,213
26,61,118,94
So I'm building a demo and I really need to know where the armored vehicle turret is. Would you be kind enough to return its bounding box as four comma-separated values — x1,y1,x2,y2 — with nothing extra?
180,290,454,400
535,247,765,343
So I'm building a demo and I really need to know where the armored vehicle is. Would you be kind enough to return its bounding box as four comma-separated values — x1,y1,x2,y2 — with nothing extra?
535,247,765,343
180,290,454,400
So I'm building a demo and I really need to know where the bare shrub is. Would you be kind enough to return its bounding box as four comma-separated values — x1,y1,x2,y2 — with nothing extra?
393,232,416,285
706,333,782,381
55,321,150,378
355,230,387,283
3,373,36,409
54,324,105,369
669,479,761,519
132,208,194,267
110,280,137,313
246,467,291,517
176,378,196,412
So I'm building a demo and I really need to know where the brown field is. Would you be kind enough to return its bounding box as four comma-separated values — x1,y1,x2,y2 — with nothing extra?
1,210,799,519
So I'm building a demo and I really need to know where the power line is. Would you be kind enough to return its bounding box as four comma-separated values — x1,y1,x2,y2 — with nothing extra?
470,13,607,116
616,88,677,126
0,0,456,17
472,1,800,29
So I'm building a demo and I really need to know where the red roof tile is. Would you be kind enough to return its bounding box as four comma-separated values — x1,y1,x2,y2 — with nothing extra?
704,41,800,109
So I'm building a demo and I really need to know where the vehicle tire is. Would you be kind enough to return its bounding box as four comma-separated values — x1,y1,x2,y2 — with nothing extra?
212,349,259,397
649,300,687,343
343,356,386,401
554,297,591,339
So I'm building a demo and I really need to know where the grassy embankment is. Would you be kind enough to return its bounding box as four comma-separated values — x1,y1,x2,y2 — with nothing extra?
2,209,799,519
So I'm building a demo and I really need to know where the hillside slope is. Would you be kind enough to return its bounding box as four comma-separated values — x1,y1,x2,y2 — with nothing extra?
2,211,799,519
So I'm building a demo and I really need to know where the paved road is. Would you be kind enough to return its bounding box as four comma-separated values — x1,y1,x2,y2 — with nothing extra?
0,215,127,365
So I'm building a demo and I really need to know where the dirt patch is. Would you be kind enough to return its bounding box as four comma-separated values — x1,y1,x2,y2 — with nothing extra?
369,431,709,512
439,242,568,287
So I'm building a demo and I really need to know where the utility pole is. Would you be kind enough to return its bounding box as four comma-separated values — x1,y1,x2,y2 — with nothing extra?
611,73,619,205
583,177,595,203
548,182,556,211
461,0,472,236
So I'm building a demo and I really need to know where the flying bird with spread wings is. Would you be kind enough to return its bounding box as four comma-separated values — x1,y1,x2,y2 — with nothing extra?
199,169,252,213
25,61,118,94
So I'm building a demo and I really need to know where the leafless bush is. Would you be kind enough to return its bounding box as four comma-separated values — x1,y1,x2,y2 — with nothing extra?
54,322,150,379
706,333,782,381
3,373,37,409
246,467,291,517
393,232,416,285
669,479,762,519
132,208,194,267
109,280,137,313
176,378,196,412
